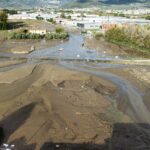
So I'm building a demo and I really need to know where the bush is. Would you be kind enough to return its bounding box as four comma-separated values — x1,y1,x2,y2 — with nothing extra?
145,15,150,20
36,16,44,20
60,13,66,18
60,32,69,39
45,33,53,40
67,16,71,20
105,27,129,43
55,27,64,33
47,18,56,24
45,32,69,40
105,27,150,52
143,35,150,49
9,30,69,40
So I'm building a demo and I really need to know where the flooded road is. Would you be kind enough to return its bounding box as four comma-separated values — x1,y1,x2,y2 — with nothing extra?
28,34,120,60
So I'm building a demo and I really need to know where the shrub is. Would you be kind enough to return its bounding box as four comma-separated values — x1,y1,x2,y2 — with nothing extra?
45,33,53,40
105,27,128,43
55,27,64,33
36,16,44,20
105,27,150,52
9,30,69,40
60,13,66,18
47,18,56,24
143,35,150,49
145,15,150,20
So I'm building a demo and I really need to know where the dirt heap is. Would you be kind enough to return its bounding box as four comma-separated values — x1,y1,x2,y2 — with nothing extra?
0,63,149,150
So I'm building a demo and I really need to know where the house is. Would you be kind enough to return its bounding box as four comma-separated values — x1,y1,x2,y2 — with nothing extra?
77,22,100,30
29,29,47,35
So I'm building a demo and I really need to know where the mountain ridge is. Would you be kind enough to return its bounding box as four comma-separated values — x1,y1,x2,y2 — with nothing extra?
0,0,149,8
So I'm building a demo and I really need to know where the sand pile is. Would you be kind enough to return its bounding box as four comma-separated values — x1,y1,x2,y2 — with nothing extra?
0,63,149,150
0,64,114,149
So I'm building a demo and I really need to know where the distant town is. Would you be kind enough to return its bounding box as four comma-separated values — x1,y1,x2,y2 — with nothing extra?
8,8,150,32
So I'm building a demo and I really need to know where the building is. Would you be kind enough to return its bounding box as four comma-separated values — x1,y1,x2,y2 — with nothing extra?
77,22,100,30
29,29,47,35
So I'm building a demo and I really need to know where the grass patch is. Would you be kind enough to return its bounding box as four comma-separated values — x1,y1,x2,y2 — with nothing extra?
109,40,150,56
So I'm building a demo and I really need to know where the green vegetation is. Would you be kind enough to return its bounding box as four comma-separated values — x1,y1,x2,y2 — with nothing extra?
114,13,126,17
67,15,71,20
55,27,64,33
60,13,71,20
9,32,44,39
0,10,8,30
145,15,150,20
9,29,69,40
59,10,73,14
36,15,44,20
105,27,150,54
45,32,69,40
3,9,17,15
47,18,56,24
60,13,66,19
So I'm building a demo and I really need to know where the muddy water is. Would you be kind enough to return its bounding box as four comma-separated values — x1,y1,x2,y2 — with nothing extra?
28,34,120,60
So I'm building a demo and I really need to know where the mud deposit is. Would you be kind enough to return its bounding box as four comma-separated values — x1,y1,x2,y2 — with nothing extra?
0,34,149,150
0,62,149,150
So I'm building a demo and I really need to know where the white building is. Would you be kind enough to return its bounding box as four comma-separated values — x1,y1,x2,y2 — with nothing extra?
77,22,101,30
8,12,60,20
29,29,47,35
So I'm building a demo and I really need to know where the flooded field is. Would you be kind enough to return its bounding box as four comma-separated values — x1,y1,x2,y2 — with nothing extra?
0,33,150,150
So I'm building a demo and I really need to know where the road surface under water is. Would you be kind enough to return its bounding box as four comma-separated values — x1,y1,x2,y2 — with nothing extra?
28,34,121,61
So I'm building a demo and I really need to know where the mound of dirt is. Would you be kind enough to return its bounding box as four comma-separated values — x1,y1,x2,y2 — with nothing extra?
0,63,148,150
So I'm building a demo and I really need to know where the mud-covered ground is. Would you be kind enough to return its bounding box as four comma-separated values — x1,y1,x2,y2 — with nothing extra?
0,19,65,54
0,60,149,150
0,31,149,150
0,39,63,54
85,37,150,58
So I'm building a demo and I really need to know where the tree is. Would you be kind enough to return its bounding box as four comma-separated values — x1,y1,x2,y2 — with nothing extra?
105,27,128,43
36,15,44,20
0,10,8,30
3,9,17,15
60,13,66,19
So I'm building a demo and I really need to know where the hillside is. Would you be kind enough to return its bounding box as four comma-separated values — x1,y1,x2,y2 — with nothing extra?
63,0,150,8
0,0,61,8
0,0,149,8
